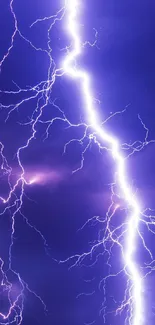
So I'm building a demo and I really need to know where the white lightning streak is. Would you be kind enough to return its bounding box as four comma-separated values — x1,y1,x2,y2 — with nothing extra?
63,1,142,324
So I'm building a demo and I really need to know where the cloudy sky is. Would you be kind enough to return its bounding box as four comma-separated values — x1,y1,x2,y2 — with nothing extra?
0,1,155,324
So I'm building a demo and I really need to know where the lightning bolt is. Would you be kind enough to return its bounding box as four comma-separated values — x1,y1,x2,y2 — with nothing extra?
0,0,154,324
60,1,155,324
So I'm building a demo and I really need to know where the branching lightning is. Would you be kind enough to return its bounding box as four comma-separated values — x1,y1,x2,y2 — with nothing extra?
0,0,155,324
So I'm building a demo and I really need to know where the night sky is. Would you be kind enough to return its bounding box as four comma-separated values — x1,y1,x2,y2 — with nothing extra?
0,1,155,325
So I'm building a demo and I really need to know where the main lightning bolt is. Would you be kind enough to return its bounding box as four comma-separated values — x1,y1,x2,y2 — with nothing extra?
62,1,142,325
0,0,155,324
